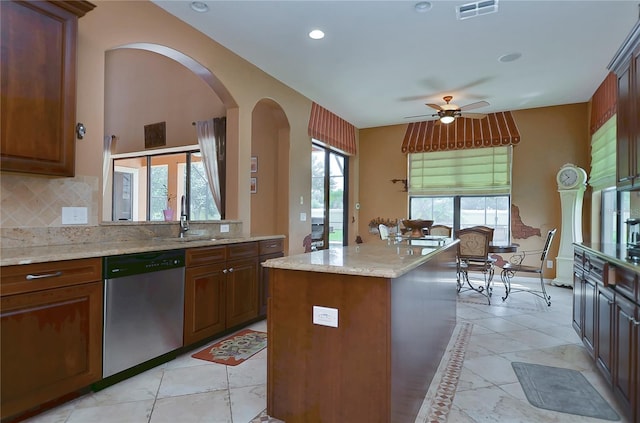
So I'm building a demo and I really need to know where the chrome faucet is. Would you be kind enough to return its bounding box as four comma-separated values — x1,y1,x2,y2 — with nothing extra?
179,195,189,238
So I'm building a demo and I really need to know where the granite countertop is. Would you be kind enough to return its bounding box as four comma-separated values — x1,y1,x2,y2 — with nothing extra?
575,242,640,273
262,240,458,279
0,235,285,266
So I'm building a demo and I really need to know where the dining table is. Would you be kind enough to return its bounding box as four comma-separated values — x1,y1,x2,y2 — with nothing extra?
488,243,519,254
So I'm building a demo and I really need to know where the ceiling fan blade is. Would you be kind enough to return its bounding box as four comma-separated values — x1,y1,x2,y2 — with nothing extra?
404,113,439,120
462,112,487,119
425,103,443,111
459,100,489,111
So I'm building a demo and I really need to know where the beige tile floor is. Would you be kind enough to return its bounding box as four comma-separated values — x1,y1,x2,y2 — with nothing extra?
24,277,629,423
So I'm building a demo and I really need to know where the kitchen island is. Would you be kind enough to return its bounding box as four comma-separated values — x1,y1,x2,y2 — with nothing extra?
262,241,459,423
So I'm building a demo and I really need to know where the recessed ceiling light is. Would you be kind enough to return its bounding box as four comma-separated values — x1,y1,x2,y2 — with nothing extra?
309,29,325,40
498,52,522,63
414,2,432,13
190,2,208,13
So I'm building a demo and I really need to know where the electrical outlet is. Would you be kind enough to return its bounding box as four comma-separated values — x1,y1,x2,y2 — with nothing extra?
547,260,553,269
313,306,338,327
220,224,230,233
61,207,88,225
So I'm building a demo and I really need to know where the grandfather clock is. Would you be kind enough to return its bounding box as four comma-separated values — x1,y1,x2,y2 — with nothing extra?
552,163,587,287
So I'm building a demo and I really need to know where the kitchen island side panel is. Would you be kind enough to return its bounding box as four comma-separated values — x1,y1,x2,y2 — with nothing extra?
268,268,392,422
267,244,458,423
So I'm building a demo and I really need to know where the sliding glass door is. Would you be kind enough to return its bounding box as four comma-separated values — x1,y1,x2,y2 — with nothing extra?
311,143,348,250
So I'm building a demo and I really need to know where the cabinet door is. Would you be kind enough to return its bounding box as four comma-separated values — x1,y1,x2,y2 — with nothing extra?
184,263,226,346
583,278,596,357
0,1,79,176
259,252,284,317
1,281,103,420
614,294,637,419
573,267,584,335
225,257,259,328
596,285,615,384
633,47,640,185
617,63,633,188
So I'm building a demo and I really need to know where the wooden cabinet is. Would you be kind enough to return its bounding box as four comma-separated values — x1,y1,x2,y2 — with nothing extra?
0,258,103,420
574,246,640,422
572,249,585,334
613,293,638,420
184,242,261,346
0,0,95,176
258,239,284,317
610,21,640,190
596,283,615,384
184,247,227,346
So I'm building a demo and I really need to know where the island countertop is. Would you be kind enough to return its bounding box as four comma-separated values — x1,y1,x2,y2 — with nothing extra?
262,240,458,279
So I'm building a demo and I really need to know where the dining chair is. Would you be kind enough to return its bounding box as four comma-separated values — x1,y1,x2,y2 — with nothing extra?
429,224,452,237
456,227,496,304
499,228,557,306
469,225,495,241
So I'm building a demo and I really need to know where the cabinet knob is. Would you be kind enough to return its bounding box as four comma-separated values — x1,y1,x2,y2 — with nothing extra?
228,267,234,273
223,269,228,274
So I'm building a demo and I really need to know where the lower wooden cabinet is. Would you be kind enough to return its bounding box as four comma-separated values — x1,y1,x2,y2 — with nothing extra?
184,261,226,346
613,293,639,420
574,246,640,422
0,258,103,420
258,238,285,317
184,241,275,345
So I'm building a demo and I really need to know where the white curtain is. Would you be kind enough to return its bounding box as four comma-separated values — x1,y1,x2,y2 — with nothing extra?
196,118,223,214
102,135,113,197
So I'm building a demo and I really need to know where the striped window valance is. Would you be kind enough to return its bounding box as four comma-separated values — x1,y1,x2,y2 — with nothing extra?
589,115,616,191
401,112,520,154
590,72,617,135
308,102,357,155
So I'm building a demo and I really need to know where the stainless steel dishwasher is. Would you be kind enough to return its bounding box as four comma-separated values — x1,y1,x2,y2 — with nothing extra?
103,250,185,378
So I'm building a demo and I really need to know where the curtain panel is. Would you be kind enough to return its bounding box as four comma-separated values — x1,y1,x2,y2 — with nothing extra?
196,117,226,218
308,102,357,155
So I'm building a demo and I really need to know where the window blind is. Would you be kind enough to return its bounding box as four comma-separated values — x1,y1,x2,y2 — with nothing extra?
408,146,512,195
589,115,616,192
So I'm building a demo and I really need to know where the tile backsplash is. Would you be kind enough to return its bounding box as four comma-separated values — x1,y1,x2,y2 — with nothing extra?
1,174,99,228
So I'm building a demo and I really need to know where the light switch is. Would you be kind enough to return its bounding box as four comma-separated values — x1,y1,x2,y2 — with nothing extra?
313,305,338,327
300,212,307,221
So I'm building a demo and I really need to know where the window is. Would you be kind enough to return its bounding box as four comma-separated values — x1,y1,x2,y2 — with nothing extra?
410,195,510,244
408,146,512,243
111,148,220,221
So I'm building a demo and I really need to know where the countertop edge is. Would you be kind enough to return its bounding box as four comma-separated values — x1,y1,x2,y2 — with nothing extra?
574,242,640,274
1,235,286,266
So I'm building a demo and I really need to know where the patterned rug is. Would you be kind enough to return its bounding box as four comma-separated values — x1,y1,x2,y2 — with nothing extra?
192,329,267,366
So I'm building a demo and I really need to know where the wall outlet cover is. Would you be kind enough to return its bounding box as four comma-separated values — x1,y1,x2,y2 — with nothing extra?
220,224,230,233
312,305,338,327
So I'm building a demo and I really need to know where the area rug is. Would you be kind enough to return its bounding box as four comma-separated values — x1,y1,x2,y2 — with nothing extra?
512,362,620,421
192,329,267,366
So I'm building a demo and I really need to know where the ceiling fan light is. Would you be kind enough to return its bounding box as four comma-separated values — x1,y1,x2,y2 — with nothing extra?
440,115,455,124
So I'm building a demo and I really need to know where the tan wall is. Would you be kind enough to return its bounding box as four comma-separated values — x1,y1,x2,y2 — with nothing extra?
358,103,591,278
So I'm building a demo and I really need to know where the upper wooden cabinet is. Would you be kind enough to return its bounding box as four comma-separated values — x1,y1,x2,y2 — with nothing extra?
610,21,640,190
0,0,95,176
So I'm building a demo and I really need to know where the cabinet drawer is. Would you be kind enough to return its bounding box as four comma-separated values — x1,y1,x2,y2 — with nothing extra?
612,266,637,302
1,258,101,296
228,242,259,260
574,248,585,269
259,239,284,256
585,255,607,285
186,245,226,267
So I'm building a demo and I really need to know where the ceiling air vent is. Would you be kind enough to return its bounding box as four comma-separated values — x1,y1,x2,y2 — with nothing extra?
456,0,499,20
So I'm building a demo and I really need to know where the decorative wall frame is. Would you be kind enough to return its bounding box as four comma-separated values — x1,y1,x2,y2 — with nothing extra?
144,121,166,149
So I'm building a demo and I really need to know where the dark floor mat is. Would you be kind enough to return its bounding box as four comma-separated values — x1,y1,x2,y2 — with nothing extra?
512,361,619,421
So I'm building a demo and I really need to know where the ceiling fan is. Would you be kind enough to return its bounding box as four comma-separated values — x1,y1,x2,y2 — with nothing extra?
407,96,490,124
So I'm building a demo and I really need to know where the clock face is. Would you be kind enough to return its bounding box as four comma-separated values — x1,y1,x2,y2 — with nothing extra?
558,168,579,188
